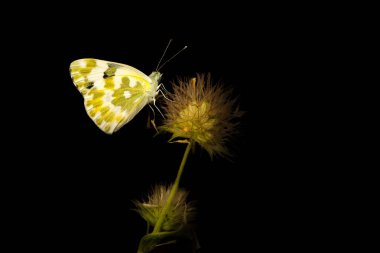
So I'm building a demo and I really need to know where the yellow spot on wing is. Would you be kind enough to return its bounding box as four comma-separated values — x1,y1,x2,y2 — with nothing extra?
89,90,105,100
86,59,97,67
87,99,103,108
103,111,115,122
89,110,97,117
100,106,110,115
104,78,114,89
95,118,102,125
80,68,92,74
121,77,130,88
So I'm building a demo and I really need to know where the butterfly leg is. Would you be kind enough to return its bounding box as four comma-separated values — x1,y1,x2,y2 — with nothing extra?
148,104,159,134
158,85,174,102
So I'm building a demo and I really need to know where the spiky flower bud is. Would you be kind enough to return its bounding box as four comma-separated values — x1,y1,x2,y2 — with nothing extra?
134,185,195,231
160,73,242,158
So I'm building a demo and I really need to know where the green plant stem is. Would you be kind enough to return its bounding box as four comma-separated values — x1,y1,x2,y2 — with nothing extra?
152,141,192,233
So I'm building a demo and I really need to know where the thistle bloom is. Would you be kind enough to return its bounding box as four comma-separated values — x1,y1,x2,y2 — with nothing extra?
160,73,242,158
134,185,195,232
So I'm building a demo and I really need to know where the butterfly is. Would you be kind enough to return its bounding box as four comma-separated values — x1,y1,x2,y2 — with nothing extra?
69,58,162,134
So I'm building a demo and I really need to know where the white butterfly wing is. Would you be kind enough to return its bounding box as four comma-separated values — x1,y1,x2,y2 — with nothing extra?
70,58,155,134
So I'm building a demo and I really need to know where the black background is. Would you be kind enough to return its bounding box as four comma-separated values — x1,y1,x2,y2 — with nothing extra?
6,4,328,252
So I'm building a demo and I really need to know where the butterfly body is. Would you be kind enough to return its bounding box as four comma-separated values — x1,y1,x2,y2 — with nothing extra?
70,58,162,134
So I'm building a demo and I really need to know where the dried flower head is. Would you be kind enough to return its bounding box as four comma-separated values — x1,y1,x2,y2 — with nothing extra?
134,185,195,231
160,73,242,158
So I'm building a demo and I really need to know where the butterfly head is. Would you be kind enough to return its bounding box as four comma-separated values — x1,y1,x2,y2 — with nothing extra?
149,71,162,90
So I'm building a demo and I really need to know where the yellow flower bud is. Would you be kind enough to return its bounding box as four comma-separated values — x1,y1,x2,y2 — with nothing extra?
160,73,242,158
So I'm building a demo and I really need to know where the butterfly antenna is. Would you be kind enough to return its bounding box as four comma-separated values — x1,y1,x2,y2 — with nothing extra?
157,45,188,71
156,39,173,71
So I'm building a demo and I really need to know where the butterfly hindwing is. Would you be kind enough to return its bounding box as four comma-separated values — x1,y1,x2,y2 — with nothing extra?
70,58,156,134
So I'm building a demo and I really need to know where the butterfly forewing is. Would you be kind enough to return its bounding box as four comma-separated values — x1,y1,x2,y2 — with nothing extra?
70,58,155,134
